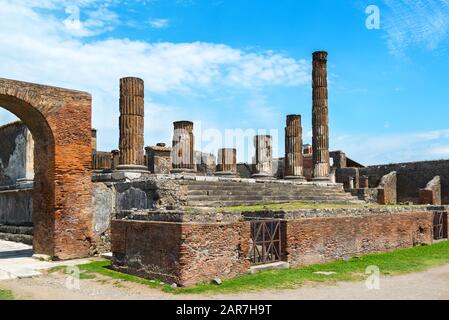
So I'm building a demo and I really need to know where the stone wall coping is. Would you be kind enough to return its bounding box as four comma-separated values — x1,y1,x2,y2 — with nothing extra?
118,205,445,223
93,171,343,187
0,183,33,192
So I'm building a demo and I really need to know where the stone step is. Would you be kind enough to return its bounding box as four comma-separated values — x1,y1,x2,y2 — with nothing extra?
188,199,365,207
184,185,344,192
187,194,360,202
178,180,343,187
0,225,33,235
186,194,358,201
0,233,33,245
186,190,354,197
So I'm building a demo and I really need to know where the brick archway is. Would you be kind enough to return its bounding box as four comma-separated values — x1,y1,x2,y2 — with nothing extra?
0,78,93,260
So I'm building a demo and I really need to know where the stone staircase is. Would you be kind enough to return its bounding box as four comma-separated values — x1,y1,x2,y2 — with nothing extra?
0,225,33,245
178,180,364,207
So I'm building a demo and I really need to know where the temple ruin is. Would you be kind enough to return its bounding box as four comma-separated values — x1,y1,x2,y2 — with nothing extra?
0,51,448,285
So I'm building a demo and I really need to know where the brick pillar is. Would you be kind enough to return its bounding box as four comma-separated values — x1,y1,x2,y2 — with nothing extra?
171,121,195,173
252,135,273,179
284,115,305,181
360,176,369,189
216,148,237,176
117,77,147,171
312,51,330,181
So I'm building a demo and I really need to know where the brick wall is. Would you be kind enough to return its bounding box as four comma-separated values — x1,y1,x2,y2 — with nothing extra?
0,78,93,259
360,160,449,204
112,220,252,286
112,209,437,286
285,212,433,266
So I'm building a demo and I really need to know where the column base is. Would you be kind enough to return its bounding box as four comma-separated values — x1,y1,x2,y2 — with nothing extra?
251,173,276,180
170,168,196,175
17,178,34,184
312,176,331,182
284,176,306,182
215,171,237,177
116,164,149,172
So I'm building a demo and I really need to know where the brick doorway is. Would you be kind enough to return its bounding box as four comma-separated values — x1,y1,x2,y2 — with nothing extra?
0,78,93,260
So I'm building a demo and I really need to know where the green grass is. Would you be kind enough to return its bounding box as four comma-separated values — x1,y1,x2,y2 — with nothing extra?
0,289,14,300
54,241,449,295
48,261,173,291
220,201,385,212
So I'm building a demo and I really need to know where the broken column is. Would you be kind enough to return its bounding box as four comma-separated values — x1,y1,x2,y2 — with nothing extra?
252,135,273,179
312,51,330,181
360,176,369,189
171,121,195,173
117,77,147,171
91,129,97,153
111,150,120,170
284,115,305,181
216,148,237,176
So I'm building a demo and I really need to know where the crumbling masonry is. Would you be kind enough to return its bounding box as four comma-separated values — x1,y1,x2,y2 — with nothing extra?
0,50,448,285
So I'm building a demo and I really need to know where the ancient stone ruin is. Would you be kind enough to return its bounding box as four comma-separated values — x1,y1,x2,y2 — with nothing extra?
0,51,448,286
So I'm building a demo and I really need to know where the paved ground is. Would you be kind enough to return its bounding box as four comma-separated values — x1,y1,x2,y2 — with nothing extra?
0,240,92,280
1,240,449,300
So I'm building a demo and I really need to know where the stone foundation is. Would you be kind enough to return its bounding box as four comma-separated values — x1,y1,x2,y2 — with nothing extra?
111,206,443,286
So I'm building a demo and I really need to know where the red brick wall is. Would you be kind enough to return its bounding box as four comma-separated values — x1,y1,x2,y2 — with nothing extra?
111,220,252,286
111,211,435,286
0,78,93,259
285,212,433,266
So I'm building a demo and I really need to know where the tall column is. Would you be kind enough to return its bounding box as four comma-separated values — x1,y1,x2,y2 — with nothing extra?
252,135,273,179
284,115,305,181
171,121,195,173
117,77,147,171
312,51,330,181
216,148,237,176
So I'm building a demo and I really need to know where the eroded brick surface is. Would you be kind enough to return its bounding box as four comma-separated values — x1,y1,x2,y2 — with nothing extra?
0,78,93,259
285,211,433,266
112,209,435,286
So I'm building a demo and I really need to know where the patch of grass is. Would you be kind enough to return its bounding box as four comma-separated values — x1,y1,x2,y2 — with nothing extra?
52,241,449,295
0,289,14,300
221,201,379,212
64,260,172,291
176,241,449,294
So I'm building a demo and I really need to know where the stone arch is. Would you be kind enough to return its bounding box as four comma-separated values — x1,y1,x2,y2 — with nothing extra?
0,78,93,259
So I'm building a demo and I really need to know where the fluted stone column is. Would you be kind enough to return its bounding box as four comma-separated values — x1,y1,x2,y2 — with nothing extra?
117,77,147,171
216,148,237,176
284,115,305,181
312,51,330,181
171,121,195,173
252,135,273,179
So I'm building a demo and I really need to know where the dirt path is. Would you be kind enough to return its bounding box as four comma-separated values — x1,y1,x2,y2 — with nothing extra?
1,264,449,300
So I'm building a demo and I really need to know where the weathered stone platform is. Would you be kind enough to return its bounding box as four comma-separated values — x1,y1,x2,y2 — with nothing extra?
111,205,448,287
93,173,364,212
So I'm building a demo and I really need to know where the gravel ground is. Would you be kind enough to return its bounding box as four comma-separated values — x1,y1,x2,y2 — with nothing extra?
1,264,449,300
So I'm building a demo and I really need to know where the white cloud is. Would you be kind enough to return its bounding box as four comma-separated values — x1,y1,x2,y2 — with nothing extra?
0,1,309,151
149,18,170,29
382,0,449,56
333,128,449,165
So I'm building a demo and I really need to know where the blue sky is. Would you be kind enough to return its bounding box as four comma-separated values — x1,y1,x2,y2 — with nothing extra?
1,0,449,165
